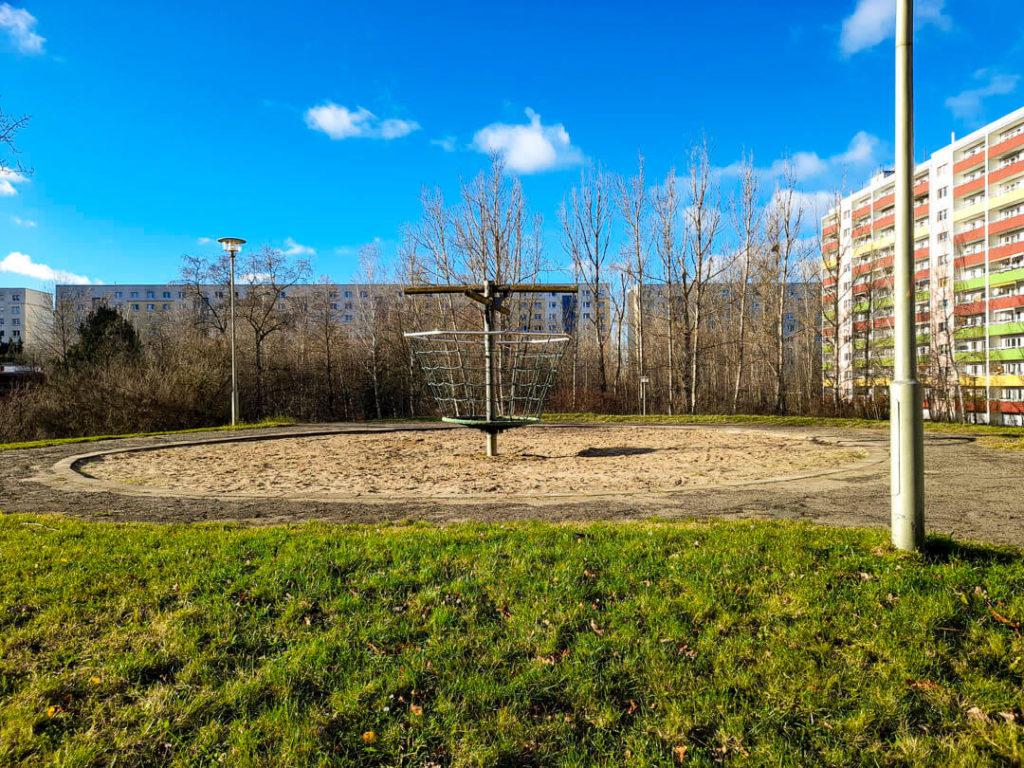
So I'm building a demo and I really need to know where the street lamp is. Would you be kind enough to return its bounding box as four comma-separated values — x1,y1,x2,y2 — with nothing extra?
891,0,925,550
218,237,245,426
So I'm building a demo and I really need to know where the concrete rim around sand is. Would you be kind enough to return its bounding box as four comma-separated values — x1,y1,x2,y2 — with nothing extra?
38,423,888,505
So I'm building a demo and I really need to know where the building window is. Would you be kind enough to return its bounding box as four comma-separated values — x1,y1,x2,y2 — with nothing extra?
936,186,948,199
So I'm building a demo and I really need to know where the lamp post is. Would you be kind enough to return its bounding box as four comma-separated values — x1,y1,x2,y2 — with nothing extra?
890,0,925,551
218,237,245,426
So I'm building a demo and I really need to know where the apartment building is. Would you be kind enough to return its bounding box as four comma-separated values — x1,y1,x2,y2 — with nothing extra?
822,106,1024,425
0,287,53,352
55,282,599,335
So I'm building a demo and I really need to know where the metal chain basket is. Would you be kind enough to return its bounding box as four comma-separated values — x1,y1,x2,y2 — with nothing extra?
406,329,569,429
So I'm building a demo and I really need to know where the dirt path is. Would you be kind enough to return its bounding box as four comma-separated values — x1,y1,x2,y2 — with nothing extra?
2,422,1022,546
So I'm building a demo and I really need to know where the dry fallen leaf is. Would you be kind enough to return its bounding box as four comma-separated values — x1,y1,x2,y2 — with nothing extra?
361,730,377,744
89,675,101,685
410,704,423,717
998,711,1018,724
672,744,688,762
966,707,989,723
590,619,605,636
626,699,638,715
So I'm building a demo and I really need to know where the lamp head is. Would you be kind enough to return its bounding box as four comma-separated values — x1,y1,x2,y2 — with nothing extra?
218,237,246,256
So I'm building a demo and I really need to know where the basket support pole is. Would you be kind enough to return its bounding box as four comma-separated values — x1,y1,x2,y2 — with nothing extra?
483,280,497,456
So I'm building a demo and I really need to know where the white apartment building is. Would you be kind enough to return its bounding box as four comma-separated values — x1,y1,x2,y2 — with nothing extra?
0,287,54,351
55,282,601,335
822,105,1024,424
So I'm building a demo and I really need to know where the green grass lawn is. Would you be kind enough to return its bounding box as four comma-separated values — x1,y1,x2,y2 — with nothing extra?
1,516,1022,767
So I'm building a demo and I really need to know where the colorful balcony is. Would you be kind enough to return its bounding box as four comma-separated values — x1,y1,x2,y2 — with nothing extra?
873,193,895,211
955,176,986,198
954,224,986,245
988,132,1024,160
990,159,1024,185
954,152,986,174
989,213,1024,237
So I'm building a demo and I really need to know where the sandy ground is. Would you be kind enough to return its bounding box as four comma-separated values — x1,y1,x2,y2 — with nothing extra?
4,422,1023,546
78,426,864,499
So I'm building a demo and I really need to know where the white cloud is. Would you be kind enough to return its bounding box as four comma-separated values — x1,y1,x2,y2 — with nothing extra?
0,251,94,284
283,237,315,257
472,108,583,174
946,70,1020,122
431,136,458,152
717,131,883,184
0,168,28,196
304,103,420,140
196,236,213,245
0,3,44,54
10,214,35,227
840,0,950,56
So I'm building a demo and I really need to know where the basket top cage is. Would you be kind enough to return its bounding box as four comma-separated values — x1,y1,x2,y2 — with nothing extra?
403,282,576,451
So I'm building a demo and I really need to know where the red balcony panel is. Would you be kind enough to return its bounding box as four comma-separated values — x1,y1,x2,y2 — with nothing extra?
822,241,838,254
873,194,895,211
916,311,930,323
876,255,894,270
853,321,868,333
873,214,895,231
914,247,929,260
954,153,986,174
823,224,837,237
990,241,1024,261
853,263,872,277
990,294,1024,313
988,132,1024,160
914,203,929,218
822,276,837,288
989,213,1024,236
915,269,930,282
874,317,895,329
990,159,1024,184
955,252,986,270
955,300,984,316
955,176,985,198
852,204,872,220
913,180,929,197
853,225,872,239
954,225,986,245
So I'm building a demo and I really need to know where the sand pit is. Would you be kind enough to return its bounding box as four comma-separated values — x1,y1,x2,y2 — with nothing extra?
79,426,866,500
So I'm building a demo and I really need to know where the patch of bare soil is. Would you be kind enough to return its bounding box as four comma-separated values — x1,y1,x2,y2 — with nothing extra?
81,426,864,499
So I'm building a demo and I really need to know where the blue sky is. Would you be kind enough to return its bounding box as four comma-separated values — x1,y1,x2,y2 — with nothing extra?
1,0,1022,290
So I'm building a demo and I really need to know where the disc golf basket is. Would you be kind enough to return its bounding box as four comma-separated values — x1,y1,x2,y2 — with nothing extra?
404,281,575,456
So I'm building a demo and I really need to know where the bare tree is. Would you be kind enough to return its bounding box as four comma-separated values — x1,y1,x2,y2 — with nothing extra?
730,154,760,412
819,189,849,411
237,246,311,418
652,169,681,413
0,102,29,176
560,167,613,393
762,165,803,414
682,140,723,414
617,154,649,412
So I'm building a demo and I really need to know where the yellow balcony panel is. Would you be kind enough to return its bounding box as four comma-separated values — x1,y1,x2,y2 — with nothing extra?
989,186,1024,213
953,199,986,223
958,374,1024,387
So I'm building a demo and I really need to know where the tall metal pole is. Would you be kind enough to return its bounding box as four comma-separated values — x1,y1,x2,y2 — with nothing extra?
482,280,497,457
230,251,238,426
890,0,925,550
